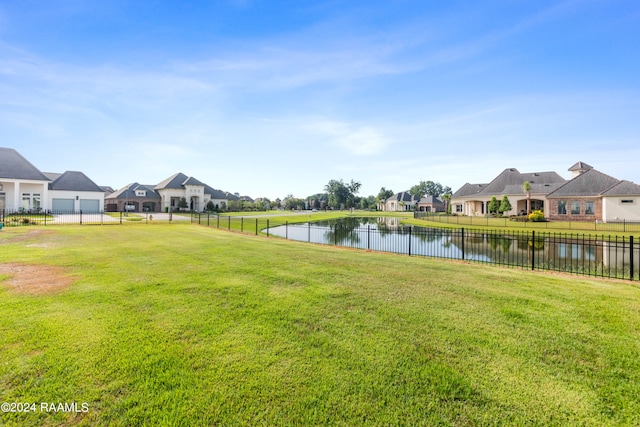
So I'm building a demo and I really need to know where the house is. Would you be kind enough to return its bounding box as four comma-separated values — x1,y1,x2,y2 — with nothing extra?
47,171,105,212
155,173,208,211
153,172,239,212
379,192,420,211
416,195,446,212
0,147,51,211
204,185,232,211
450,168,566,216
546,162,640,222
105,183,161,212
0,147,104,212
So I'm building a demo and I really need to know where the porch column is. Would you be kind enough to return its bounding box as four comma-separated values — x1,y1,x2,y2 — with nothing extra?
42,182,49,210
13,181,20,210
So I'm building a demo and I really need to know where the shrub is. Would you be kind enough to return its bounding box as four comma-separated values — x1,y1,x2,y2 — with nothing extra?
529,210,546,222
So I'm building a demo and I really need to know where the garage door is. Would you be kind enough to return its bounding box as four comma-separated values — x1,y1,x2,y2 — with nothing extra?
79,199,100,213
52,198,75,212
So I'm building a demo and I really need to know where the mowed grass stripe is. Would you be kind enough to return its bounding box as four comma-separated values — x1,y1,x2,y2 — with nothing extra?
0,224,639,426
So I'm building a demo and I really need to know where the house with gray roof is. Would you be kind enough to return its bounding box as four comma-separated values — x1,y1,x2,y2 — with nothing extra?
154,172,238,212
547,165,640,222
1,147,104,212
379,191,420,211
0,147,51,211
450,167,566,216
105,183,161,213
416,195,446,213
48,171,105,212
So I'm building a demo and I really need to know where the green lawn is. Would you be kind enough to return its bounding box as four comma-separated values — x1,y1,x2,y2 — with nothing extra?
1,224,639,426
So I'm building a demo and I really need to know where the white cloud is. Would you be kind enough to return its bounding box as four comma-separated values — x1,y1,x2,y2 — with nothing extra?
302,119,389,155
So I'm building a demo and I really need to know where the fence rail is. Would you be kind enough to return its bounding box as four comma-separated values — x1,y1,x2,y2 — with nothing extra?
0,209,185,226
414,212,640,233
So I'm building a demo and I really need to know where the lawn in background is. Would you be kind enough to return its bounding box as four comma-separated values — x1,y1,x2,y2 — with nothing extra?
1,224,639,426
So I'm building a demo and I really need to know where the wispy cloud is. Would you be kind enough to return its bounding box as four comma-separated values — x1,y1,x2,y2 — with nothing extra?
301,118,390,155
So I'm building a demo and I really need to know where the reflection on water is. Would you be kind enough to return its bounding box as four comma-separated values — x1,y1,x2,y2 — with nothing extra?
267,218,639,278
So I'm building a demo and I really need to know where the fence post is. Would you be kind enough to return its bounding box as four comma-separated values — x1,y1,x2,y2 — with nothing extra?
241,217,244,233
408,226,412,256
207,213,210,227
256,218,258,235
334,224,337,246
228,216,231,230
531,230,536,271
80,210,83,225
267,219,270,237
217,215,220,229
368,225,370,250
286,221,288,239
308,222,311,242
120,211,123,224
461,228,465,260
630,236,635,280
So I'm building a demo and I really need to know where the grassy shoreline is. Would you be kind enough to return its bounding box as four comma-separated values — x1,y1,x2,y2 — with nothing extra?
1,225,639,425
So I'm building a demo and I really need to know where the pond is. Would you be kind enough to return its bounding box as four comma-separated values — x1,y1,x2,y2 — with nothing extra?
266,217,640,279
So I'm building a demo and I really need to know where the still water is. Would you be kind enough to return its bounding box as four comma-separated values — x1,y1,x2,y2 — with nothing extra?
267,217,639,278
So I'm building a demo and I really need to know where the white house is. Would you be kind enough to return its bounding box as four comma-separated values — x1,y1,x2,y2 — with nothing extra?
0,147,104,212
379,192,420,211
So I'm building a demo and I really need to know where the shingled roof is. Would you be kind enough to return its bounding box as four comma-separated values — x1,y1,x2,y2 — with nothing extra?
601,180,640,196
106,183,161,200
49,171,104,192
452,183,487,198
0,147,50,181
568,161,593,172
547,168,620,198
386,191,419,203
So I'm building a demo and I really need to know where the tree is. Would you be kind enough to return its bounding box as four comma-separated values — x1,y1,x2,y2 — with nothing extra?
441,193,452,214
521,181,532,214
178,197,188,210
488,196,500,215
375,187,394,210
499,195,512,215
206,201,215,212
324,179,361,209
408,180,452,198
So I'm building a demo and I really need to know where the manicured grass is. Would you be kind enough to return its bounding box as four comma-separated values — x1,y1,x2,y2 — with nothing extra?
1,224,640,425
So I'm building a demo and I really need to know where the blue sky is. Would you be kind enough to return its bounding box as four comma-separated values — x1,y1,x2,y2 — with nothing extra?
1,0,639,200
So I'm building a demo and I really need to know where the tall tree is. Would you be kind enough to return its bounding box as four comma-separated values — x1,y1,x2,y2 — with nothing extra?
408,180,451,198
499,195,512,215
441,193,452,214
488,196,500,215
521,181,532,214
324,179,361,209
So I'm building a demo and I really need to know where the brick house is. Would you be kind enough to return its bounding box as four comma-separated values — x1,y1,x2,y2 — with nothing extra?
546,162,640,222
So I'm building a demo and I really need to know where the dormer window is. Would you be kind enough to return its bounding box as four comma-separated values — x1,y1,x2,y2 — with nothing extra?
136,190,146,197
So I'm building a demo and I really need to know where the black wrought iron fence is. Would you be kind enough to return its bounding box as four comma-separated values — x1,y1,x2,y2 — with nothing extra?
0,209,175,226
190,213,640,281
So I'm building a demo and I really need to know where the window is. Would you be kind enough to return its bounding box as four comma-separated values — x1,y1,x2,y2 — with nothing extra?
136,190,146,197
455,204,462,213
33,194,41,209
21,193,31,209
621,199,635,204
585,201,595,215
558,201,567,215
571,201,581,215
